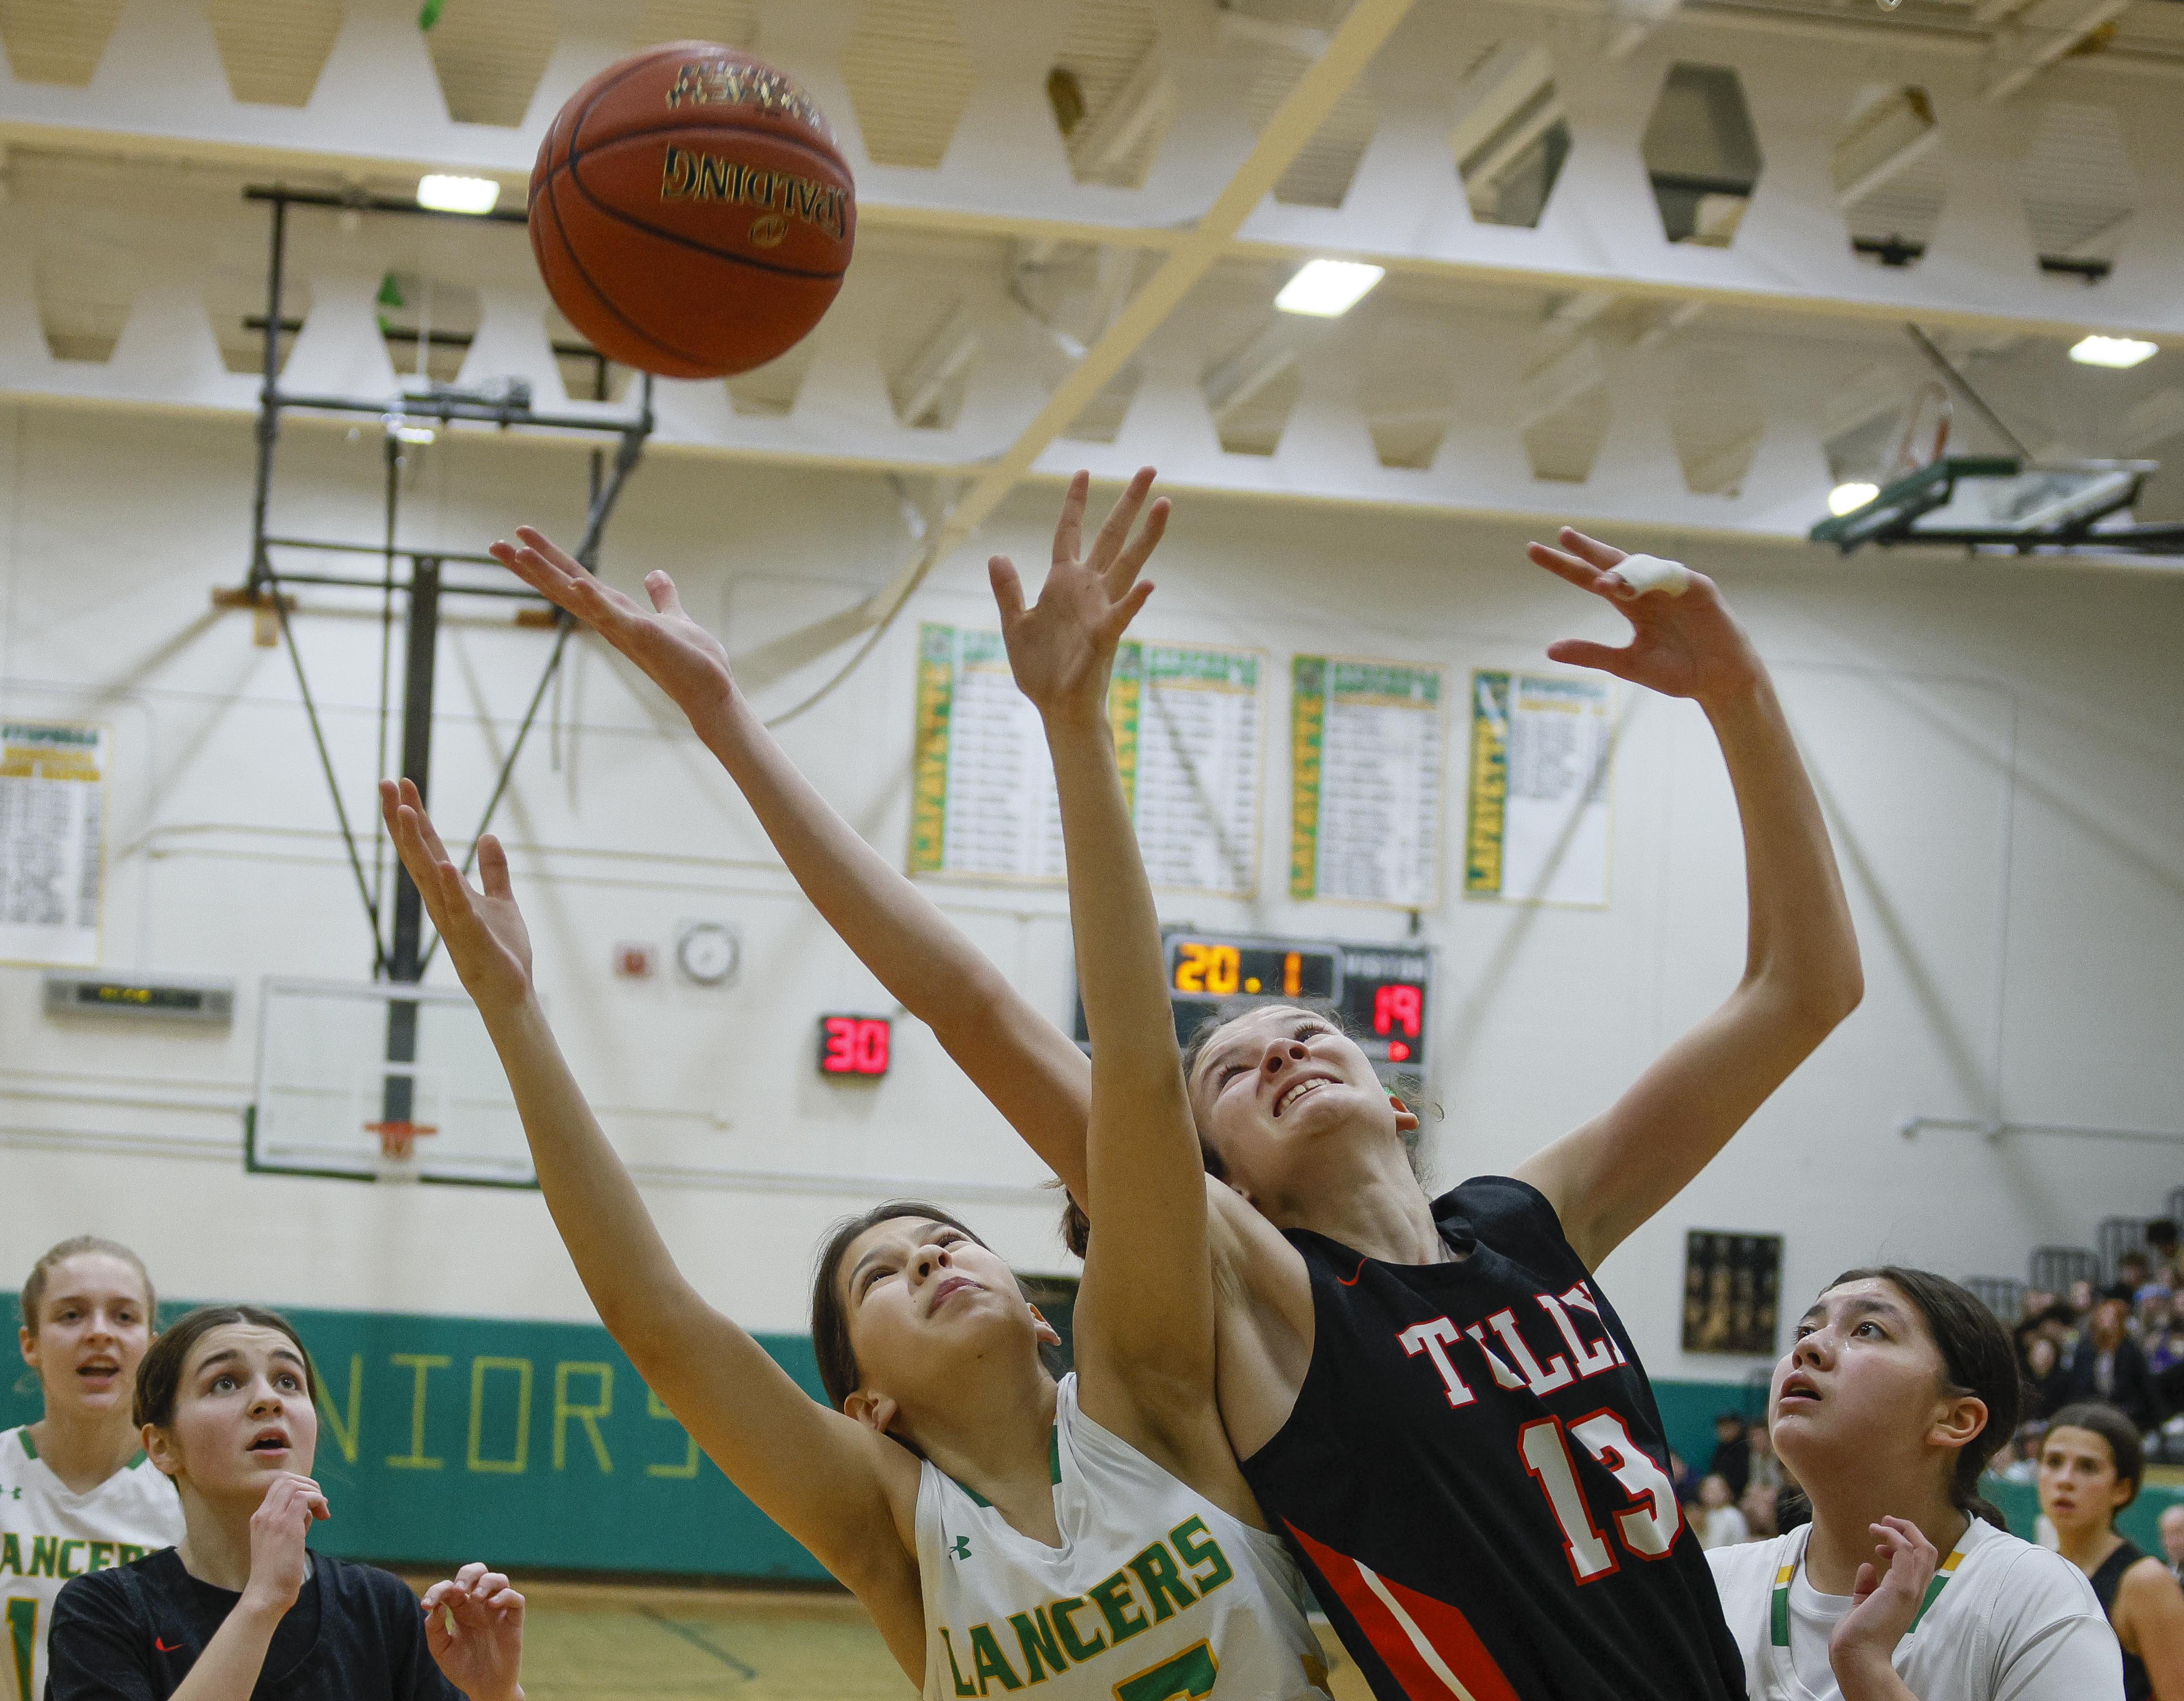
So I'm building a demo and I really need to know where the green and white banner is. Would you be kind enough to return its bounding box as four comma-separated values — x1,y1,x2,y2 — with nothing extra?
911,625,1263,896
1289,658,1446,908
0,723,105,968
1464,670,1614,907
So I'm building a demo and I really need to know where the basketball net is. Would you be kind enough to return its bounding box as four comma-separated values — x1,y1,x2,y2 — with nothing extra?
1887,380,1953,483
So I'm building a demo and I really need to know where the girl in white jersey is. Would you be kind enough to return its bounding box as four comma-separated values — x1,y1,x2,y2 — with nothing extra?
4,1238,183,1701
1708,1266,2121,1700
384,476,1328,1701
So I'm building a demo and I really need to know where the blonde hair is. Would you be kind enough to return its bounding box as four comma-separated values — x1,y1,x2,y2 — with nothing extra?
19,1236,156,1331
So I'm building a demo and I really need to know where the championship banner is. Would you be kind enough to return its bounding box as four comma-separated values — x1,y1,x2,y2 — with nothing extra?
1289,657,1446,909
1463,671,1613,907
909,625,1263,896
0,722,107,967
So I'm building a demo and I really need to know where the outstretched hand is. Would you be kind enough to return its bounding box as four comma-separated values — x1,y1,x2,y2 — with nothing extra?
990,468,1168,723
490,526,735,721
377,779,533,1015
1528,529,1761,708
421,1562,526,1701
1828,1516,1938,1686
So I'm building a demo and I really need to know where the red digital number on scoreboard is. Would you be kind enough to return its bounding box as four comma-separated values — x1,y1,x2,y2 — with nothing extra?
818,1016,891,1077
1373,983,1423,1041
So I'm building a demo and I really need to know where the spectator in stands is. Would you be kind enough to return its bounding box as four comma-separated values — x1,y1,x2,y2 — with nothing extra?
2001,1419,2049,1483
2150,1222,2183,1289
2039,1401,2184,1699
2074,1279,2100,1325
2122,1253,2156,1298
1738,1481,1778,1542
1708,1412,1752,1498
2162,1505,2184,1584
1696,1474,1750,1550
1746,1420,1784,1492
2070,1286,2165,1435
2022,1333,2074,1420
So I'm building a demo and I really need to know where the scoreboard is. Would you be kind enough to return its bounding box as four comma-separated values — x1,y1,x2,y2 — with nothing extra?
1073,930,1433,1091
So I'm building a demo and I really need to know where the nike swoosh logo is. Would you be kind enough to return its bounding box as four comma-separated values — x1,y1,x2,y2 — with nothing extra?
155,1638,180,1653
1338,1258,1366,1287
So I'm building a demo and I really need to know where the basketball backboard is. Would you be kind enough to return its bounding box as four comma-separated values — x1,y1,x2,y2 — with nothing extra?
248,978,534,1186
1812,456,2180,556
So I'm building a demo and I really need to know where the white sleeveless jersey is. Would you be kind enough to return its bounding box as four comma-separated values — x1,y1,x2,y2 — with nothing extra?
1,1424,184,1701
915,1375,1330,1701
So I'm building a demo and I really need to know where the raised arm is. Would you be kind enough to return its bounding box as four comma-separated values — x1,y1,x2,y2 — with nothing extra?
487,531,1092,1199
988,472,1230,1467
1511,531,1863,1268
376,781,924,1665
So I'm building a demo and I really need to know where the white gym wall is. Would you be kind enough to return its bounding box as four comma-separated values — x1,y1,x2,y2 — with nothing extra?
2,399,2179,1386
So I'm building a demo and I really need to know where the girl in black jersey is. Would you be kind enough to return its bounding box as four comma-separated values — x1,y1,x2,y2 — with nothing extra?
490,488,1863,1700
2040,1402,2184,1699
45,1305,524,1701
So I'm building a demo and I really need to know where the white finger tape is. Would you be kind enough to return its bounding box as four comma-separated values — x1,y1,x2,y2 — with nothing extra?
1613,553,1690,597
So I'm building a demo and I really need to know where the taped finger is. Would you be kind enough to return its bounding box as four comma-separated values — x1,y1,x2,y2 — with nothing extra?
1608,554,1690,598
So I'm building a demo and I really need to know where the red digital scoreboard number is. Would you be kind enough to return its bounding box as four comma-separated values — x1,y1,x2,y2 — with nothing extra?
1371,982,1424,1063
818,1016,891,1077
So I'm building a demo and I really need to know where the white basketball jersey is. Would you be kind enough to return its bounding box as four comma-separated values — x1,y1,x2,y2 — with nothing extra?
1,1425,184,1701
915,1375,1330,1701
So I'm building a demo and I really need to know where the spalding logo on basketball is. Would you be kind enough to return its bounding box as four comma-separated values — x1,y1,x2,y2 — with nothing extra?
529,42,856,381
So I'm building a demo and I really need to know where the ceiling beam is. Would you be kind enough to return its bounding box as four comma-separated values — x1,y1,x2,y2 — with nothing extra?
728,0,1419,706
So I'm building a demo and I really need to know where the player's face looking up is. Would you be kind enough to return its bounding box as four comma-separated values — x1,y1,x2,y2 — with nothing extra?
19,1251,153,1420
831,1217,1058,1440
1185,1005,1415,1217
144,1324,320,1502
1770,1277,1988,1493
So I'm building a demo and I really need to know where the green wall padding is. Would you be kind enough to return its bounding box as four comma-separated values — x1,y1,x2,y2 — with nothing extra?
3,1295,829,1581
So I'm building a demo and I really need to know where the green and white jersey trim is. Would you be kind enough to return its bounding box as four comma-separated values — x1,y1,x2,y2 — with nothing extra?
2,1424,185,1701
914,1375,1330,1700
1708,1513,2121,1701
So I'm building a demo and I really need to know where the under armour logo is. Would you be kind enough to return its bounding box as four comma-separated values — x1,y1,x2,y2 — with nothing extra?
950,1536,972,1561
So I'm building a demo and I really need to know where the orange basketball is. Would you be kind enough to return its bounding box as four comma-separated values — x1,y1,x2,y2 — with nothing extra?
529,42,856,381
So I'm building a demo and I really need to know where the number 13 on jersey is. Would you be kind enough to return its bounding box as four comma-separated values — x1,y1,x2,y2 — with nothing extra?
1519,1413,1682,1582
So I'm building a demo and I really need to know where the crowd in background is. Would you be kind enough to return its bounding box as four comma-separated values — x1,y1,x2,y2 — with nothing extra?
1680,1217,2184,1564
2002,1221,2184,1473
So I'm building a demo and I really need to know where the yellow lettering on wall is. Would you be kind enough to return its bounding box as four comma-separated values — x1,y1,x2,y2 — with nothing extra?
317,1352,364,1465
553,1361,614,1473
644,1387,700,1480
386,1354,450,1470
467,1357,533,1475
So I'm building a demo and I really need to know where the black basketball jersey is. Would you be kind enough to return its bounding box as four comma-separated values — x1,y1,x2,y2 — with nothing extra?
1237,1176,1745,1701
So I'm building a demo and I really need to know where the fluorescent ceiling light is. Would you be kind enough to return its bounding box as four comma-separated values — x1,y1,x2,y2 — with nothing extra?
390,422,436,445
2069,334,2157,370
1275,259,1385,318
1828,481,1879,516
416,174,500,215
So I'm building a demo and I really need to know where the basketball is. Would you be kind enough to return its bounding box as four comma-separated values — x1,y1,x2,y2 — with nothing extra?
528,42,856,381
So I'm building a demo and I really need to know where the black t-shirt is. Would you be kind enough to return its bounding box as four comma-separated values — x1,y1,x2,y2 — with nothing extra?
1237,1175,1746,1701
44,1547,466,1700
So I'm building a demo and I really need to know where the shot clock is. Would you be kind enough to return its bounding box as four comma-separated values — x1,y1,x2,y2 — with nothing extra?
817,1014,891,1078
1072,931,1433,1090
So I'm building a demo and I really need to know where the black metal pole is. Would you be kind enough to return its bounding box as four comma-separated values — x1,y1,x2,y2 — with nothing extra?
371,431,401,947
245,197,287,594
383,556,442,1128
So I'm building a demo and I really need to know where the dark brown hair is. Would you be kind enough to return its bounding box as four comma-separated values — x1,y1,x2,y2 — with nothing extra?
2046,1401,2145,1515
133,1305,318,1431
20,1236,155,1332
1062,997,1424,1258
1829,1266,2020,1528
809,1202,993,1411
